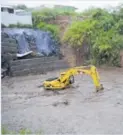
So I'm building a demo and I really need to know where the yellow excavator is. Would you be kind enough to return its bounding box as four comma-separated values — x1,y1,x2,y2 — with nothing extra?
43,65,104,92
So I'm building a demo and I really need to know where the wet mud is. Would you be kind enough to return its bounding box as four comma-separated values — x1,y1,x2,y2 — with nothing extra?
1,68,123,134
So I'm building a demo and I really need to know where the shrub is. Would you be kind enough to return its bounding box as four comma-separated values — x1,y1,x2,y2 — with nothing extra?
32,7,77,26
1,127,42,135
9,23,32,28
37,22,60,40
63,19,97,47
63,7,123,66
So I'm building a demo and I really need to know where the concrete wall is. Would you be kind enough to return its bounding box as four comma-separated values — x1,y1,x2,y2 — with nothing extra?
1,12,32,26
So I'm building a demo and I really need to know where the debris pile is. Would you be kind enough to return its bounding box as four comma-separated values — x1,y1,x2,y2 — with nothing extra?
1,28,60,78
1,33,18,77
2,28,60,57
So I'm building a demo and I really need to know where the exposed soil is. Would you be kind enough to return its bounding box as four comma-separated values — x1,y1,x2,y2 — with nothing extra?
1,67,123,134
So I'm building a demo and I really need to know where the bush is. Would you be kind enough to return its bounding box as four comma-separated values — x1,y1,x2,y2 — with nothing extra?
8,24,17,28
63,19,97,47
9,23,32,28
63,7,123,66
32,7,77,26
1,127,42,134
32,8,57,26
37,22,60,40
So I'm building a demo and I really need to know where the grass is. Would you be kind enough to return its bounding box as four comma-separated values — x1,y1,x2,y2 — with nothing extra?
1,127,42,135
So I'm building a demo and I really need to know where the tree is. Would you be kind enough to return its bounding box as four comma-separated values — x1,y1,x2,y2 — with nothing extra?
14,4,27,10
63,7,123,66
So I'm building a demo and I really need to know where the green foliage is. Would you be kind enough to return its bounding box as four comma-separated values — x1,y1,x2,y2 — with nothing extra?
1,127,9,134
32,7,76,26
32,7,77,42
9,23,32,28
91,29,123,66
1,127,42,135
80,7,101,17
32,7,76,17
13,4,27,10
63,19,97,47
18,129,31,134
32,8,61,42
37,22,60,40
32,8,57,27
115,19,123,34
33,8,57,19
63,6,123,66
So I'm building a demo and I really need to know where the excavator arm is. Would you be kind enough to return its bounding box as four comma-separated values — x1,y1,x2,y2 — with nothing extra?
74,66,103,91
43,65,104,92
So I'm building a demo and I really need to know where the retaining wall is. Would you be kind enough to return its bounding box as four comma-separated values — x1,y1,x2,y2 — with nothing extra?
10,56,70,76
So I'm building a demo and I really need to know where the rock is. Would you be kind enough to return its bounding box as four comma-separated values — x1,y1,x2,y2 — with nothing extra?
1,68,7,78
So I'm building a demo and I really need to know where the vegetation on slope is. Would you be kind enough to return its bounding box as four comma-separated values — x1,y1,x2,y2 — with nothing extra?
63,5,123,66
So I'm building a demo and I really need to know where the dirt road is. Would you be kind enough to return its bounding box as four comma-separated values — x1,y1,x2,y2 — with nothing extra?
2,67,123,134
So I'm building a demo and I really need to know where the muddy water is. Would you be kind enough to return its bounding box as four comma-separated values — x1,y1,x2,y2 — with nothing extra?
1,68,123,134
